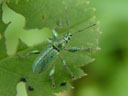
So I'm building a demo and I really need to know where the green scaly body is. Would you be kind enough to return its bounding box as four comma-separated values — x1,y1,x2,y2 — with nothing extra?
32,34,72,73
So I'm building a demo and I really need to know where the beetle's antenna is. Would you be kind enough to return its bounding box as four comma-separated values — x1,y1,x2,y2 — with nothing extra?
65,7,69,35
72,24,96,35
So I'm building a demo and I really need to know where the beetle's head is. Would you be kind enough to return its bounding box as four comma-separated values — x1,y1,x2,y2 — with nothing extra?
54,33,72,50
63,33,72,43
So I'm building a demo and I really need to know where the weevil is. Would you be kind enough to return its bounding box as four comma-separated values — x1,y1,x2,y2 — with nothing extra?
18,8,96,88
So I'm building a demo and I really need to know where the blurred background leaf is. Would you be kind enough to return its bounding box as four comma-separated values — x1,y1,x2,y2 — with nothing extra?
72,0,128,96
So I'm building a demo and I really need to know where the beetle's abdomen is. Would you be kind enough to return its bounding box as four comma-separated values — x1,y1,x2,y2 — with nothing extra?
32,45,59,73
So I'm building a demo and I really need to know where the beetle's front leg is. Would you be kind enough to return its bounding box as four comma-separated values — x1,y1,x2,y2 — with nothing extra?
52,28,58,40
52,19,63,40
17,50,40,58
59,55,76,80
49,64,55,88
64,47,91,53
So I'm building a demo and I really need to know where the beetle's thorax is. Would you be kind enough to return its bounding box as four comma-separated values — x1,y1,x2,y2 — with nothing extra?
53,33,72,51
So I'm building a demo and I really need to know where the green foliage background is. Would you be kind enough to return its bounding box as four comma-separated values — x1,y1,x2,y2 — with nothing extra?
2,0,128,96
72,0,128,96
1,0,128,96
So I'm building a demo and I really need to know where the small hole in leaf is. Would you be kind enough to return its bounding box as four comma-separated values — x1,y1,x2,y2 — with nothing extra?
20,77,26,82
28,86,34,91
60,82,67,86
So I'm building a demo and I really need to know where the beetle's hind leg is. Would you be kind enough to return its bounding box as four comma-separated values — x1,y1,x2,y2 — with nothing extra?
49,63,56,88
59,55,76,80
17,50,40,58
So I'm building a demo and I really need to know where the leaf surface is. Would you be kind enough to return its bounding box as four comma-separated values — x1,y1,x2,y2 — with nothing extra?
0,0,100,96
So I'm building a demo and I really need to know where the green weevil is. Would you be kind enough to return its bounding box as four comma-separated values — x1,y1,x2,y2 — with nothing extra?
18,8,96,88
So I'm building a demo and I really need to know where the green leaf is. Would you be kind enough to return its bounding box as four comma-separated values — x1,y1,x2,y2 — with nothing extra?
7,0,96,29
0,0,100,96
0,3,8,59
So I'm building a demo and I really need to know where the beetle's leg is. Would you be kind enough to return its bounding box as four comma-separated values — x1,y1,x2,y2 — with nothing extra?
64,47,91,53
47,38,54,44
17,50,40,58
52,28,58,40
49,64,56,88
52,19,62,40
65,7,69,34
59,55,76,80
